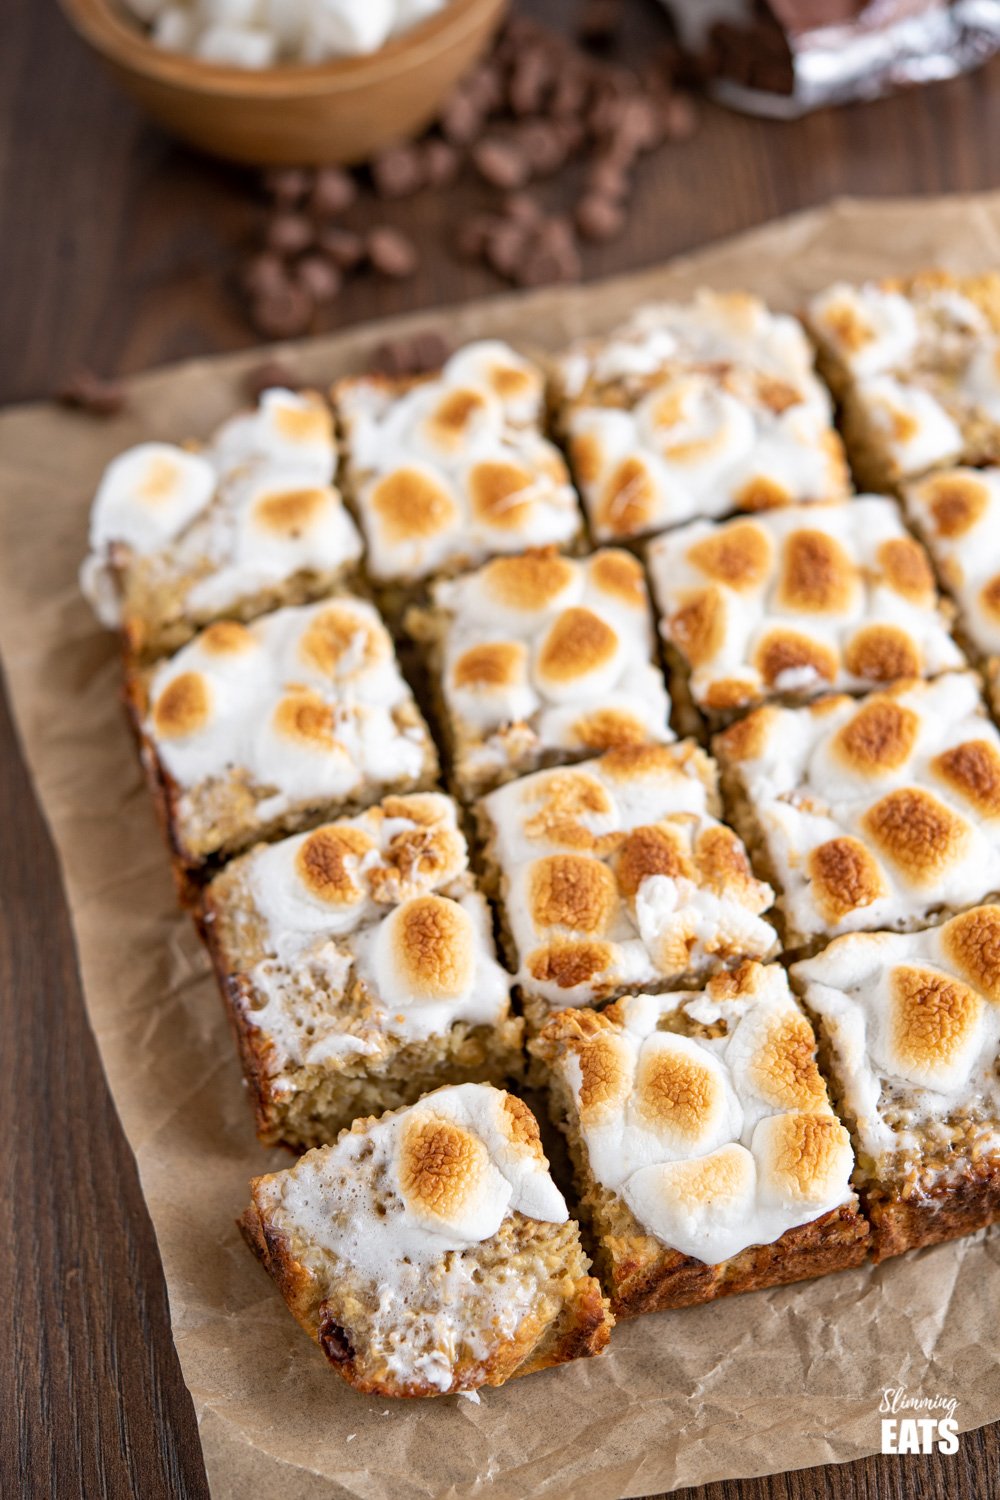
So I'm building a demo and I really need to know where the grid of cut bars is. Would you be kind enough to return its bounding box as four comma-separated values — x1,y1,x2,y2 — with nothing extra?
87,291,1000,1398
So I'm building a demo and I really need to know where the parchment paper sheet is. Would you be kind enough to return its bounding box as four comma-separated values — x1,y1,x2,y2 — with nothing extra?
3,195,1000,1500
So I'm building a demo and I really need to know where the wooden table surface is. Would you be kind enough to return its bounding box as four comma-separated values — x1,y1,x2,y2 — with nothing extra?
3,1,999,1496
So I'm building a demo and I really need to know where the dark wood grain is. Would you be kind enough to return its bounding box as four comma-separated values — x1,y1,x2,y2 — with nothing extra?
2,0,999,1495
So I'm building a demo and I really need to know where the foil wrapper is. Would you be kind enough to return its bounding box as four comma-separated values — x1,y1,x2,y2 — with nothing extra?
664,0,1000,116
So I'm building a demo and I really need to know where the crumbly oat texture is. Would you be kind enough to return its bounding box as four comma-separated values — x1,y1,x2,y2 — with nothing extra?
333,340,581,589
81,388,362,660
713,672,1000,949
240,1084,614,1395
554,290,850,542
131,596,438,870
533,963,867,1313
902,466,1000,713
411,547,674,801
792,909,1000,1260
201,793,523,1147
805,271,1000,489
648,497,963,725
479,743,777,1017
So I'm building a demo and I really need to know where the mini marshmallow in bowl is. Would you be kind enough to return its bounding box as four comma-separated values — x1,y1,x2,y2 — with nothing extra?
124,0,451,66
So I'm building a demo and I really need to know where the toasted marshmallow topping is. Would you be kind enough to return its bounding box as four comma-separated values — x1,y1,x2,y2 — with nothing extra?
144,598,432,843
648,498,963,716
558,290,831,400
904,467,1000,656
542,966,853,1264
793,911,1000,1182
714,672,1000,943
483,744,777,1009
567,365,847,542
261,1082,566,1268
806,274,1000,480
435,549,673,786
81,388,357,632
336,342,580,582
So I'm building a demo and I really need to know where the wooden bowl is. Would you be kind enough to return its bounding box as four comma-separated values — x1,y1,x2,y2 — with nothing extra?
58,0,507,165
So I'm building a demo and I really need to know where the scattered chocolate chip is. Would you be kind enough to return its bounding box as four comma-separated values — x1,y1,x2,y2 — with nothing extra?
56,370,127,418
367,226,418,279
369,329,452,377
501,192,543,225
244,359,301,401
575,192,626,241
319,1320,355,1366
317,225,366,271
455,213,498,262
422,138,460,188
663,93,699,142
472,137,530,190
508,50,551,117
297,254,342,305
484,219,528,278
250,282,314,339
263,167,311,208
515,120,566,177
242,251,289,299
438,89,484,146
371,143,426,199
310,165,357,218
265,213,314,257
585,152,630,200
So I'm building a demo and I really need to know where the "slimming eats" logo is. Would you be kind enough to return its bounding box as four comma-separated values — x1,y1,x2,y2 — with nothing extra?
880,1387,960,1455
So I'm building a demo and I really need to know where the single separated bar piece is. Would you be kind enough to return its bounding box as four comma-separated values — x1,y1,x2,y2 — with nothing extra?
81,387,363,661
553,290,850,543
805,271,1000,490
902,467,1000,715
478,743,777,1026
240,1083,614,1396
792,908,1000,1261
333,340,582,608
128,596,438,875
201,792,523,1148
713,672,1000,952
532,962,867,1314
408,546,674,802
647,498,964,730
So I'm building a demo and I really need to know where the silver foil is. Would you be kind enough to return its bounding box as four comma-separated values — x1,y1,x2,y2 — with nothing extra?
664,0,1000,117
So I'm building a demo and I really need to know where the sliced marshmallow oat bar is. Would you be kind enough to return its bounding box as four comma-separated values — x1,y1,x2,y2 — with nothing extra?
478,743,777,1026
713,673,1000,951
532,963,867,1314
554,290,850,543
201,792,522,1148
647,498,964,730
128,596,437,875
793,909,1000,1260
408,546,674,802
81,387,362,661
333,340,582,610
240,1083,614,1396
805,271,1000,490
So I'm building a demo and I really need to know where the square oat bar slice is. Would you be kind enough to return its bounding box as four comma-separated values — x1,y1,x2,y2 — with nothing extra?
407,546,674,802
902,467,1000,715
333,340,582,613
240,1083,614,1396
81,386,362,661
804,271,1000,491
201,791,524,1148
792,908,1000,1260
713,672,1000,953
647,497,964,731
128,595,438,878
553,290,850,544
532,962,868,1314
478,743,777,1029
